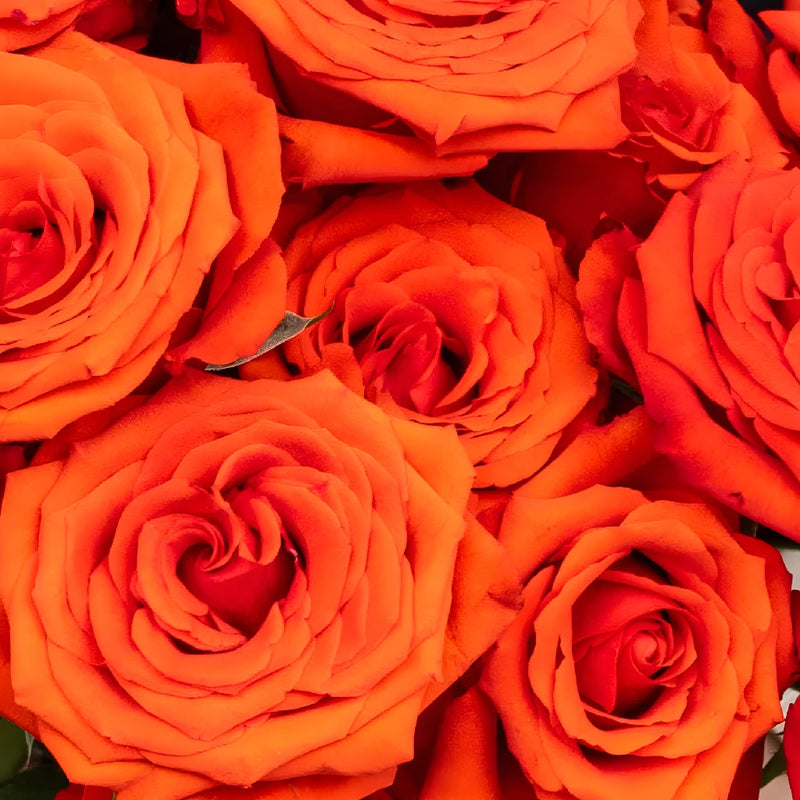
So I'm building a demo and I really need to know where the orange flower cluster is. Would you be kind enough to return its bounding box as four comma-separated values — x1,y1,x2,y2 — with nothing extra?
0,2,799,800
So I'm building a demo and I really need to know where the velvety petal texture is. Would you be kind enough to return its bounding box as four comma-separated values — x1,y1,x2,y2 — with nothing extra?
479,486,793,800
617,0,786,190
214,0,641,183
579,156,800,540
0,369,519,800
0,32,285,440
246,181,598,488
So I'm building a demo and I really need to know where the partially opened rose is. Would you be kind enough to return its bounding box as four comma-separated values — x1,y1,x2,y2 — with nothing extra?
617,0,785,190
250,181,598,488
0,32,285,440
579,156,800,539
209,0,641,186
479,486,794,800
0,369,518,800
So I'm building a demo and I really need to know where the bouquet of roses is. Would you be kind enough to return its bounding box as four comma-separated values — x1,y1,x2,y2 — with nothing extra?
1,1,800,799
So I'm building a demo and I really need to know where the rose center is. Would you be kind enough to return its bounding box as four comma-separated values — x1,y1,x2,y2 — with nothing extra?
620,74,714,150
0,202,64,307
354,302,464,415
177,542,296,637
629,629,661,666
571,558,691,720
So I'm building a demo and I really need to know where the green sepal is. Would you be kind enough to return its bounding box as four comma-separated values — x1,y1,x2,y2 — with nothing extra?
0,719,28,783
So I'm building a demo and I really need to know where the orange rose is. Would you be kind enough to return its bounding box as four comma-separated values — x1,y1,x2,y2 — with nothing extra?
362,687,512,800
477,486,794,800
0,32,285,440
0,369,519,800
246,181,598,488
616,0,786,191
579,156,800,539
198,0,641,186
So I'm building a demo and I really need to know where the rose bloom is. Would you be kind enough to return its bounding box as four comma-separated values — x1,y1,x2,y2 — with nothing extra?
578,156,800,540
196,0,641,186
0,369,519,800
246,181,598,489
616,0,785,191
362,486,794,800
479,486,793,800
0,32,285,440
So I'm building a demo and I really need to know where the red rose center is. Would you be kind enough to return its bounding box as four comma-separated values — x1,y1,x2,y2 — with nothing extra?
621,74,714,151
178,542,296,638
352,302,465,415
0,202,64,307
571,556,693,719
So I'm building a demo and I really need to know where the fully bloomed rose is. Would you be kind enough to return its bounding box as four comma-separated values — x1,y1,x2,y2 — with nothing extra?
475,486,794,800
0,32,285,440
0,369,519,800
579,156,800,539
198,0,641,185
248,181,598,488
360,486,794,800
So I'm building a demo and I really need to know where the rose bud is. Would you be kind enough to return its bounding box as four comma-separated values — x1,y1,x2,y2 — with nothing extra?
617,0,786,192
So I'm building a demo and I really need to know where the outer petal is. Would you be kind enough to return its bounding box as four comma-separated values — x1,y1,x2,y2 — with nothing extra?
619,276,800,540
